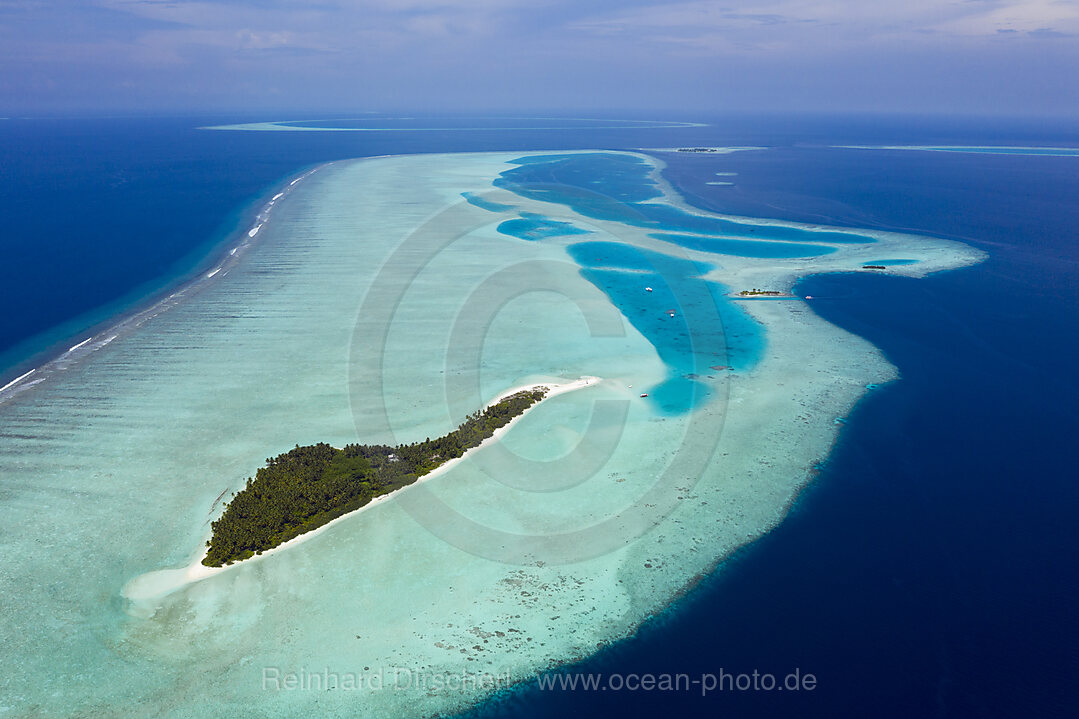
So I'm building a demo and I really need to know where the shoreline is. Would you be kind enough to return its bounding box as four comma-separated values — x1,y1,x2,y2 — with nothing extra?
0,164,329,406
121,375,600,604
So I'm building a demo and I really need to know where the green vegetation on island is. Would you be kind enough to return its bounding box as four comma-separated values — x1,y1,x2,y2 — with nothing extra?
203,388,547,567
738,288,785,296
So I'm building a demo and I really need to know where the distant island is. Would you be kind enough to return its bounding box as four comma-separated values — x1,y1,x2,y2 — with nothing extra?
862,265,887,269
737,288,787,296
203,388,548,566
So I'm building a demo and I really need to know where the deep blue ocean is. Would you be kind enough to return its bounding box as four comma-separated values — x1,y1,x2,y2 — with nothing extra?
2,114,1077,717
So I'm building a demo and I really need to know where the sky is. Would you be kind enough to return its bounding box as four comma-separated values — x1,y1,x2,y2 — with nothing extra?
1,0,1077,116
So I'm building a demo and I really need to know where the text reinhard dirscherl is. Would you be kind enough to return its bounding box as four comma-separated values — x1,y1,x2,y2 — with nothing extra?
261,667,512,693
261,667,817,696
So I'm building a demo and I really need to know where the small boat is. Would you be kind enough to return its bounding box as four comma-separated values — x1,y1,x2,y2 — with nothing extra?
639,393,648,398
805,295,813,300
645,287,653,292
667,310,676,317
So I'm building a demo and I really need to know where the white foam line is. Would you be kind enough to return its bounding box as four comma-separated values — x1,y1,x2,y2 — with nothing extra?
272,192,284,201
0,369,35,393
1,166,322,407
639,146,766,154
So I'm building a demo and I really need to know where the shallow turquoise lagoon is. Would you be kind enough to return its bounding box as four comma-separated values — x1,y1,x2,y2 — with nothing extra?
649,232,838,258
462,191,515,212
496,212,592,241
566,241,763,414
565,240,713,273
494,153,874,244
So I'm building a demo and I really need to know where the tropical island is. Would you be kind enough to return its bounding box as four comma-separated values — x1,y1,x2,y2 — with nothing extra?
737,288,788,296
203,387,549,566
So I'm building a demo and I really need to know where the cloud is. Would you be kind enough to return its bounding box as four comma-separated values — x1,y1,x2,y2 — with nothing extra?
82,0,540,63
1028,26,1073,36
1,0,1076,114
567,0,1079,53
935,0,1079,35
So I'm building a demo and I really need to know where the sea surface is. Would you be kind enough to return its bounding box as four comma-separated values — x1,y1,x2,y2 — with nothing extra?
1,114,1077,717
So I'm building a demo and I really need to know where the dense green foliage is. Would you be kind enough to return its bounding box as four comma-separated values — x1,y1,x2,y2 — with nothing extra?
203,388,547,566
738,288,783,296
